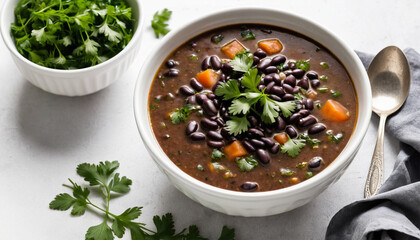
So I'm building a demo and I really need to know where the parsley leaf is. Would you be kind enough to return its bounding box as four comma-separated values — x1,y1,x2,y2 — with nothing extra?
151,8,172,38
215,79,241,100
230,50,253,72
295,60,311,71
50,160,235,240
281,138,306,158
170,105,198,124
226,116,250,136
236,156,258,172
211,149,225,161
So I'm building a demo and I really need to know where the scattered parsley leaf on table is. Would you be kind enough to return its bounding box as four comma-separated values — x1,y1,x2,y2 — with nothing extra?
49,160,235,240
151,8,172,38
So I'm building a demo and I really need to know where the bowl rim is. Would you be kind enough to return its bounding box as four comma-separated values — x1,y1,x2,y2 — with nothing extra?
134,7,372,200
0,0,144,74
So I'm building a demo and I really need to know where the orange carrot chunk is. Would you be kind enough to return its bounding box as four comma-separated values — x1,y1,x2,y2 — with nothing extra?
224,140,247,159
258,39,283,55
320,99,350,122
221,39,245,59
274,132,288,145
195,69,220,89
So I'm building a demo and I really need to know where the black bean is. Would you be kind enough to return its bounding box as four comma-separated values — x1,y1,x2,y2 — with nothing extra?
240,182,259,192
282,64,290,71
191,42,197,48
190,132,205,141
275,117,286,131
271,55,286,66
311,79,321,88
212,81,222,92
284,75,296,87
283,83,294,94
207,93,215,100
292,86,300,94
263,74,274,85
250,139,265,149
185,121,198,135
165,69,179,77
220,106,227,116
295,100,304,111
266,81,276,93
306,71,318,80
269,143,280,154
254,49,267,58
271,86,285,97
196,94,208,105
221,127,230,138
207,140,224,148
256,149,270,164
270,94,282,102
292,69,305,79
299,109,310,117
210,55,222,70
165,60,177,68
282,93,295,101
186,95,197,105
257,58,272,72
219,73,226,82
283,69,293,76
288,61,296,70
227,136,237,144
200,118,218,130
272,73,281,85
249,128,264,138
201,56,211,70
264,66,278,74
258,84,266,92
248,115,259,127
303,98,314,110
207,131,223,141
264,127,273,136
209,116,218,121
289,113,302,124
243,140,256,152
297,77,309,90
190,78,203,91
253,56,260,65
298,115,317,128
215,117,225,127
179,85,195,96
286,126,298,138
308,123,326,135
261,137,275,147
221,62,233,75
261,28,272,34
308,156,323,171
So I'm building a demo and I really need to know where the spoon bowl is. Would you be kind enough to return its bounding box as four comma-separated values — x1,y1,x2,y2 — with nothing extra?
364,46,411,198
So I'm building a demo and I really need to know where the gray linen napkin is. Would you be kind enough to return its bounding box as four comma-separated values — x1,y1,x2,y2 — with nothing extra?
325,49,420,240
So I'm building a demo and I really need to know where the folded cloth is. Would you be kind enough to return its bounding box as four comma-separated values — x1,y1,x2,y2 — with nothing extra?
325,49,420,240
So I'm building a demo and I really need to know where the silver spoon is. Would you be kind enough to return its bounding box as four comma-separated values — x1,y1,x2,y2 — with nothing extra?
364,46,410,198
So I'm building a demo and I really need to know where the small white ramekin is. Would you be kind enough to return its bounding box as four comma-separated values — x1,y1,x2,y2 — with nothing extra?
0,0,144,96
134,7,372,217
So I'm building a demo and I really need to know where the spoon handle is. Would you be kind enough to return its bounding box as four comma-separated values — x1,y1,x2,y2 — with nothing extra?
364,114,387,198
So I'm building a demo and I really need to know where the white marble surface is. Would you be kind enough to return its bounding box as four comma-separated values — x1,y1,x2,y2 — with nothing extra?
0,0,419,239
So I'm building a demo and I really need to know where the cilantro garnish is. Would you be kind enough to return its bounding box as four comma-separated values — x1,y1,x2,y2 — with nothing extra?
240,28,256,40
279,168,296,176
229,50,253,72
320,62,329,69
211,34,224,44
327,130,344,143
280,137,306,158
11,0,134,69
236,156,259,172
331,90,342,98
216,68,296,135
151,8,172,38
169,105,198,124
295,60,311,71
211,149,225,161
50,161,234,240
299,134,321,148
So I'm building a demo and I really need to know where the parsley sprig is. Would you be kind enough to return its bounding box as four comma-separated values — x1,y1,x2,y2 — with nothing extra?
215,53,296,136
50,161,235,240
11,0,134,69
151,8,172,38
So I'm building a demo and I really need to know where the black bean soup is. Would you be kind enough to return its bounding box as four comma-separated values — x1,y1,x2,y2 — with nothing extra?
148,24,357,192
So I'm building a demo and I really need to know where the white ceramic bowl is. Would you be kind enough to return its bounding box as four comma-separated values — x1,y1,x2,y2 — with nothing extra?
0,0,143,96
134,7,371,217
